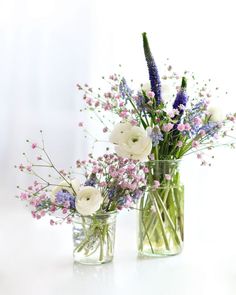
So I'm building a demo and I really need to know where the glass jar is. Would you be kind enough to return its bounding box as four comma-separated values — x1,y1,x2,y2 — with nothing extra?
73,211,117,265
138,160,184,257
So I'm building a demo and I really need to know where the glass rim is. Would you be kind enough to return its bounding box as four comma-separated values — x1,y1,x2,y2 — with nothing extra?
142,159,182,164
74,210,117,218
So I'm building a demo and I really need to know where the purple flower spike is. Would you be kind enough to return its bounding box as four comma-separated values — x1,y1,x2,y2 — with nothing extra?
173,77,188,115
142,32,162,104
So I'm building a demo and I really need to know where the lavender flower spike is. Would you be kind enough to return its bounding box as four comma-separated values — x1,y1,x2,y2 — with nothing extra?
173,77,188,115
142,32,162,104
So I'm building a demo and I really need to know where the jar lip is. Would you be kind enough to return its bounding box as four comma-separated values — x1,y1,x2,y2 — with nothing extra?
74,210,117,218
143,159,181,164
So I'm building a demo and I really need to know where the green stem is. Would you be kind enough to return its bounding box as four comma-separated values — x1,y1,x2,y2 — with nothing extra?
155,191,181,245
150,193,170,250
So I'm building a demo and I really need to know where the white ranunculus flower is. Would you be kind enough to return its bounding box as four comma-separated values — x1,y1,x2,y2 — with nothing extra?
75,187,103,216
109,122,132,144
51,179,80,202
110,122,152,161
208,105,226,122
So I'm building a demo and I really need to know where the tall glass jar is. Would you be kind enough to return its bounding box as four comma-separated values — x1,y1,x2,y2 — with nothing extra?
73,211,117,265
138,160,184,257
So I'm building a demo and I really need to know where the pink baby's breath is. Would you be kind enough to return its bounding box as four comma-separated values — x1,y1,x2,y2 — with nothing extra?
165,174,171,181
177,123,185,132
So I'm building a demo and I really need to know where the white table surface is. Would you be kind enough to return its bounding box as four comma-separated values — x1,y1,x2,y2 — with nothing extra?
1,163,236,295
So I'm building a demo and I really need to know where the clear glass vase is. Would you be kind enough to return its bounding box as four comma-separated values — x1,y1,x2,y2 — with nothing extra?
138,160,184,257
73,211,117,265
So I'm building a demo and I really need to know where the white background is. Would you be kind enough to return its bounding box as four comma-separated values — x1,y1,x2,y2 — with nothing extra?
0,0,236,294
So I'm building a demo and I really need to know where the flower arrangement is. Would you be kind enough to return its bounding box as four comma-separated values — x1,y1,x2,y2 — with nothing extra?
16,134,146,263
76,32,236,256
16,32,236,262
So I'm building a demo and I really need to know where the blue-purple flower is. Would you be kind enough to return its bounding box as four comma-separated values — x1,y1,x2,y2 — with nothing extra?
173,77,188,115
119,77,133,101
55,190,76,209
147,126,164,147
142,32,162,104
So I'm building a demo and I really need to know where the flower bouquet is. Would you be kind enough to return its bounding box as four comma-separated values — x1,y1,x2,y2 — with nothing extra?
17,136,146,264
16,32,236,263
76,33,236,256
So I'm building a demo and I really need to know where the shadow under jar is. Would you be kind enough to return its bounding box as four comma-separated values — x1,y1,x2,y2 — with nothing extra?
138,160,184,257
73,211,117,265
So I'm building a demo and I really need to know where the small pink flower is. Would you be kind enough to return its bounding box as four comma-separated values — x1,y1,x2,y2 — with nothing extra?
31,143,37,149
168,110,175,118
143,167,149,173
95,101,100,107
199,129,206,137
162,123,174,132
192,140,199,148
85,97,93,106
110,171,118,178
119,110,128,119
177,141,183,147
62,208,68,214
34,180,39,187
119,101,125,107
26,165,32,172
50,219,55,226
78,122,84,127
130,120,138,126
177,123,185,132
92,166,99,173
40,210,46,217
165,174,171,180
153,180,160,189
193,117,202,125
115,94,121,99
197,153,202,159
50,205,56,213
20,192,28,200
99,182,106,187
19,164,24,171
124,196,132,208
184,123,191,131
103,127,108,133
147,91,155,98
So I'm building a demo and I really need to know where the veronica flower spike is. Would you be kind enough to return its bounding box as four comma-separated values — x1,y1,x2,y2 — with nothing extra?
142,32,162,105
173,77,188,115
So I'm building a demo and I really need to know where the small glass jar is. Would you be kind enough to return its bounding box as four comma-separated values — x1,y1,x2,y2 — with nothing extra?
138,160,184,257
73,211,117,265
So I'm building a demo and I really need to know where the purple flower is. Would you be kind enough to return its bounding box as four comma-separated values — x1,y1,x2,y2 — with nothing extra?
142,33,162,104
55,190,75,209
136,91,147,112
107,187,116,200
173,77,188,115
119,78,133,101
148,126,164,146
84,176,97,187
199,122,220,137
